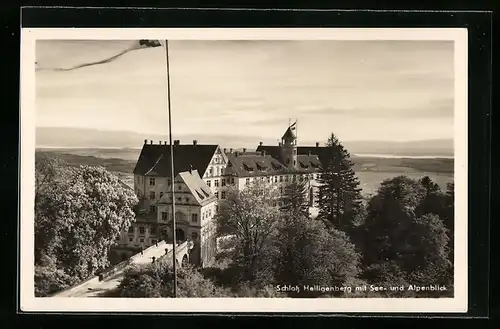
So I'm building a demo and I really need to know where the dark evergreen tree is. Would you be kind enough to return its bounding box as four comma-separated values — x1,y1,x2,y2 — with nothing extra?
317,133,363,231
280,179,310,218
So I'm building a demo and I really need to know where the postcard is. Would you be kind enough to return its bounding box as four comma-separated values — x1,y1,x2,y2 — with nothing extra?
20,27,467,313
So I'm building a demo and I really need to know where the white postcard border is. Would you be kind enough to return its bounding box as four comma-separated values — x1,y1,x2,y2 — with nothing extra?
20,28,468,313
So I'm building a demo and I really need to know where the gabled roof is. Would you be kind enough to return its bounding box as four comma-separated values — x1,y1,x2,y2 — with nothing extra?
133,144,219,177
158,169,216,207
225,153,289,177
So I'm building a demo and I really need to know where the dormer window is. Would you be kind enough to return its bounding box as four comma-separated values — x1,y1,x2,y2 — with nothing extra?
243,163,253,172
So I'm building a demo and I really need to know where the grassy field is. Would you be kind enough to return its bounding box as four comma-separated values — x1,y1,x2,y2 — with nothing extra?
36,148,454,196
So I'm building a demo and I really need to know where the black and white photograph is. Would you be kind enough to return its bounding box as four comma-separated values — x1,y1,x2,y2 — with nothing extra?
20,28,467,313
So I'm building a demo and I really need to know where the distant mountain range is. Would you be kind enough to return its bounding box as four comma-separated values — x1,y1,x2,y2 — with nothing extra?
36,127,454,157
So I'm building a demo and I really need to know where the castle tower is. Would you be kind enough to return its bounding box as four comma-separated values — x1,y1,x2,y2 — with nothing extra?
280,121,298,169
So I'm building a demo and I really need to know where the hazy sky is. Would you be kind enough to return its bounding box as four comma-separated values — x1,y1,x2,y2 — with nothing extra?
36,40,454,143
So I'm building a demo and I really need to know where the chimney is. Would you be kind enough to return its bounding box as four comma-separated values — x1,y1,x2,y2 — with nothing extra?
158,141,161,145
144,139,147,144
243,148,246,153
193,140,198,145
189,165,193,174
316,142,319,147
174,140,180,146
164,141,167,145
235,152,239,157
223,148,227,153
150,140,153,145
229,148,233,153
259,141,263,146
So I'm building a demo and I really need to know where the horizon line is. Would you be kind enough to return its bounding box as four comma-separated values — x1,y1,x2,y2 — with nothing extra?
36,126,453,143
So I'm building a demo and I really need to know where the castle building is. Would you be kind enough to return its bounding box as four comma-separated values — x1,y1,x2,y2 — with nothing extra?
112,140,224,265
156,169,217,267
111,123,330,265
132,139,227,211
222,124,328,208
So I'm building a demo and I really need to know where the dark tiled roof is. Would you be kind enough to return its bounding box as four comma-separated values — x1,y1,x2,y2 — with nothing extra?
256,145,332,168
297,155,322,173
225,153,289,177
133,144,218,177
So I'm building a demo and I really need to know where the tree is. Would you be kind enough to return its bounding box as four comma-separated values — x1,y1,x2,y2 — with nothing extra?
115,258,232,297
34,254,78,297
215,180,281,284
317,134,364,232
280,179,310,218
274,211,361,297
359,176,452,291
416,176,445,217
34,156,139,287
442,182,455,262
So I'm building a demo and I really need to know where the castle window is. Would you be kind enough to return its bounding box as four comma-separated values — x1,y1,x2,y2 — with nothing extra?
139,227,145,235
293,149,297,155
207,180,211,187
161,212,168,221
221,179,226,187
274,176,278,183
177,184,182,190
215,192,219,199
221,191,226,199
245,178,250,185
150,205,156,212
286,159,290,165
279,176,283,182
267,176,271,183
149,178,155,186
128,237,133,242
185,197,189,203
149,191,155,200
221,168,224,175
209,167,213,176
215,180,219,187
293,160,296,166
159,192,164,198
231,178,235,184
192,214,198,222
285,175,289,182
128,226,134,233
139,238,144,243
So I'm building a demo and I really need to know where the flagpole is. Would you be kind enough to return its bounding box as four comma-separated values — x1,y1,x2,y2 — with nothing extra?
295,118,298,145
163,39,177,298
